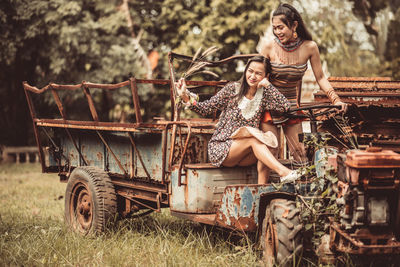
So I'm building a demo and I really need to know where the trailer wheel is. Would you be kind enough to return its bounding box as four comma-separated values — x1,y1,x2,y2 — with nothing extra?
261,198,303,266
65,166,117,234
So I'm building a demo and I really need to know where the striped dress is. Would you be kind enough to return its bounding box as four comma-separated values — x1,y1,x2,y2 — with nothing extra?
265,38,307,124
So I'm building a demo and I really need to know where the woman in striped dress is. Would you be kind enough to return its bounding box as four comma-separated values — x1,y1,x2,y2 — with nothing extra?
259,3,347,171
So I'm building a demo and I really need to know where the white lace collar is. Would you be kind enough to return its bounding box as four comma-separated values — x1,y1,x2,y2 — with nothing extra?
237,85,263,120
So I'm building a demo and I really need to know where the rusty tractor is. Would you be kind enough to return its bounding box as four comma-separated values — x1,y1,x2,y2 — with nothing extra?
23,52,400,265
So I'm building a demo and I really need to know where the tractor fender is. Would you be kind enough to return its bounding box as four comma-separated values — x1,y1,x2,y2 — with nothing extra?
257,191,297,233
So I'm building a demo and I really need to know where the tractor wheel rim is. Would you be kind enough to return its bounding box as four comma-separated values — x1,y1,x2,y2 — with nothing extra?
71,183,93,231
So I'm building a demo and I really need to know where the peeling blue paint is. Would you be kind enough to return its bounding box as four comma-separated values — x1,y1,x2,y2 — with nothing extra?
216,184,297,230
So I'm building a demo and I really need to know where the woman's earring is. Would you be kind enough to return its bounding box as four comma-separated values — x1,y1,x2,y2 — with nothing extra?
293,31,298,39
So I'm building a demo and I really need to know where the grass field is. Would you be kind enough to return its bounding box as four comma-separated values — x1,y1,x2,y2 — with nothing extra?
0,163,261,266
3,163,400,267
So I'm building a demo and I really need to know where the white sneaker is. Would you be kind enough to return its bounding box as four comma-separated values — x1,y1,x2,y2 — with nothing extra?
280,170,302,183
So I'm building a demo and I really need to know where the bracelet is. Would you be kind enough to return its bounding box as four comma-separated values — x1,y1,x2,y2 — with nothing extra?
326,88,341,104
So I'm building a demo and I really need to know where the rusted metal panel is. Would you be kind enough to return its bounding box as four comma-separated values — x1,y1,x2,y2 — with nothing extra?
60,131,80,167
215,184,297,231
314,77,400,107
53,130,165,181
345,147,400,168
105,132,131,175
170,211,217,226
132,132,164,181
330,220,400,254
314,77,400,151
80,133,106,168
169,165,258,213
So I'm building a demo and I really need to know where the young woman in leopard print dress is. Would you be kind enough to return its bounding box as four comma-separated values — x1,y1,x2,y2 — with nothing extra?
176,55,301,184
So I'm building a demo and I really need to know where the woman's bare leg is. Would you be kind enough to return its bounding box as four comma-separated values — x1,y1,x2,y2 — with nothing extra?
259,122,280,183
283,122,307,163
222,137,291,177
257,161,269,184
228,150,270,184
236,153,270,184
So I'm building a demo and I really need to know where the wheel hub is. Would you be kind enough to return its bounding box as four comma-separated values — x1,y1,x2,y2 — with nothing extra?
71,183,93,231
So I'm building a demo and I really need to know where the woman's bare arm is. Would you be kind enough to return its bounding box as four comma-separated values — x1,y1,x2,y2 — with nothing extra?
309,41,347,111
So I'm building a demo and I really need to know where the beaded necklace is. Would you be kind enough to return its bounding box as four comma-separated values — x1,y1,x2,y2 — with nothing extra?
274,37,303,52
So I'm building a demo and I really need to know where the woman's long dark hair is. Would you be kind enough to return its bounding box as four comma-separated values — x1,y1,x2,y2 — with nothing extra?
236,55,271,101
272,3,313,41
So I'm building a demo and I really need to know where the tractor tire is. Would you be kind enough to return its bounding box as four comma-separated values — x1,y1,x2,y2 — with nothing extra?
262,198,303,266
65,166,117,234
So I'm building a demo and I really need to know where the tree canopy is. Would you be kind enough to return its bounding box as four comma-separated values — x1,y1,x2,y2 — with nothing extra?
0,0,398,146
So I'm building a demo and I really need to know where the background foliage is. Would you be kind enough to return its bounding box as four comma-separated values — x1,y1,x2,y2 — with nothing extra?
0,0,398,146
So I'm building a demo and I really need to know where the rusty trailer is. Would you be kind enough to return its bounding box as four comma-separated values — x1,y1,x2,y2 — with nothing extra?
23,52,400,264
23,52,298,233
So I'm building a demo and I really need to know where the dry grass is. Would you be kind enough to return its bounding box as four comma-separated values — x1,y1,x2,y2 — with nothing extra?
0,163,260,266
1,163,397,266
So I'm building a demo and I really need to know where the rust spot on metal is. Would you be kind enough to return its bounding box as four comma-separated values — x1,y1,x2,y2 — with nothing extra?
314,77,400,152
170,211,217,226
330,219,400,254
184,179,189,207
191,169,199,178
227,216,255,231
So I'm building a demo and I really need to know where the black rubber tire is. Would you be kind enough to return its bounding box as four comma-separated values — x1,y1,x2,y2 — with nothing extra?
65,166,117,234
262,198,303,266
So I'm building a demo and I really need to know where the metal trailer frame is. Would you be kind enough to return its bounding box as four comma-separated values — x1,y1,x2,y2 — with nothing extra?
23,52,300,230
23,51,400,264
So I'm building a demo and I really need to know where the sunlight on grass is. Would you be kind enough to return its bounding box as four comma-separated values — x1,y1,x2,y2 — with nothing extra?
0,163,260,266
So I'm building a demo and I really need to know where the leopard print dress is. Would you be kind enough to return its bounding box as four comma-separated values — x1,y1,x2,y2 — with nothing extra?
189,82,290,166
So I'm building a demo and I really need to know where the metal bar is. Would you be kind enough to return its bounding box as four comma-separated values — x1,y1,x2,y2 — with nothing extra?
129,78,143,123
168,52,177,121
34,119,214,135
82,86,99,121
127,132,151,180
315,92,400,97
83,80,129,89
23,79,228,94
156,192,161,211
51,89,67,118
50,89,88,166
129,138,134,179
177,123,192,187
170,211,217,226
279,126,285,159
163,121,193,186
66,128,88,166
328,76,392,82
330,221,400,252
119,193,160,212
23,85,46,172
168,124,177,175
161,129,167,184
96,130,128,176
34,118,161,130
167,52,180,177
23,81,53,93
112,179,167,194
